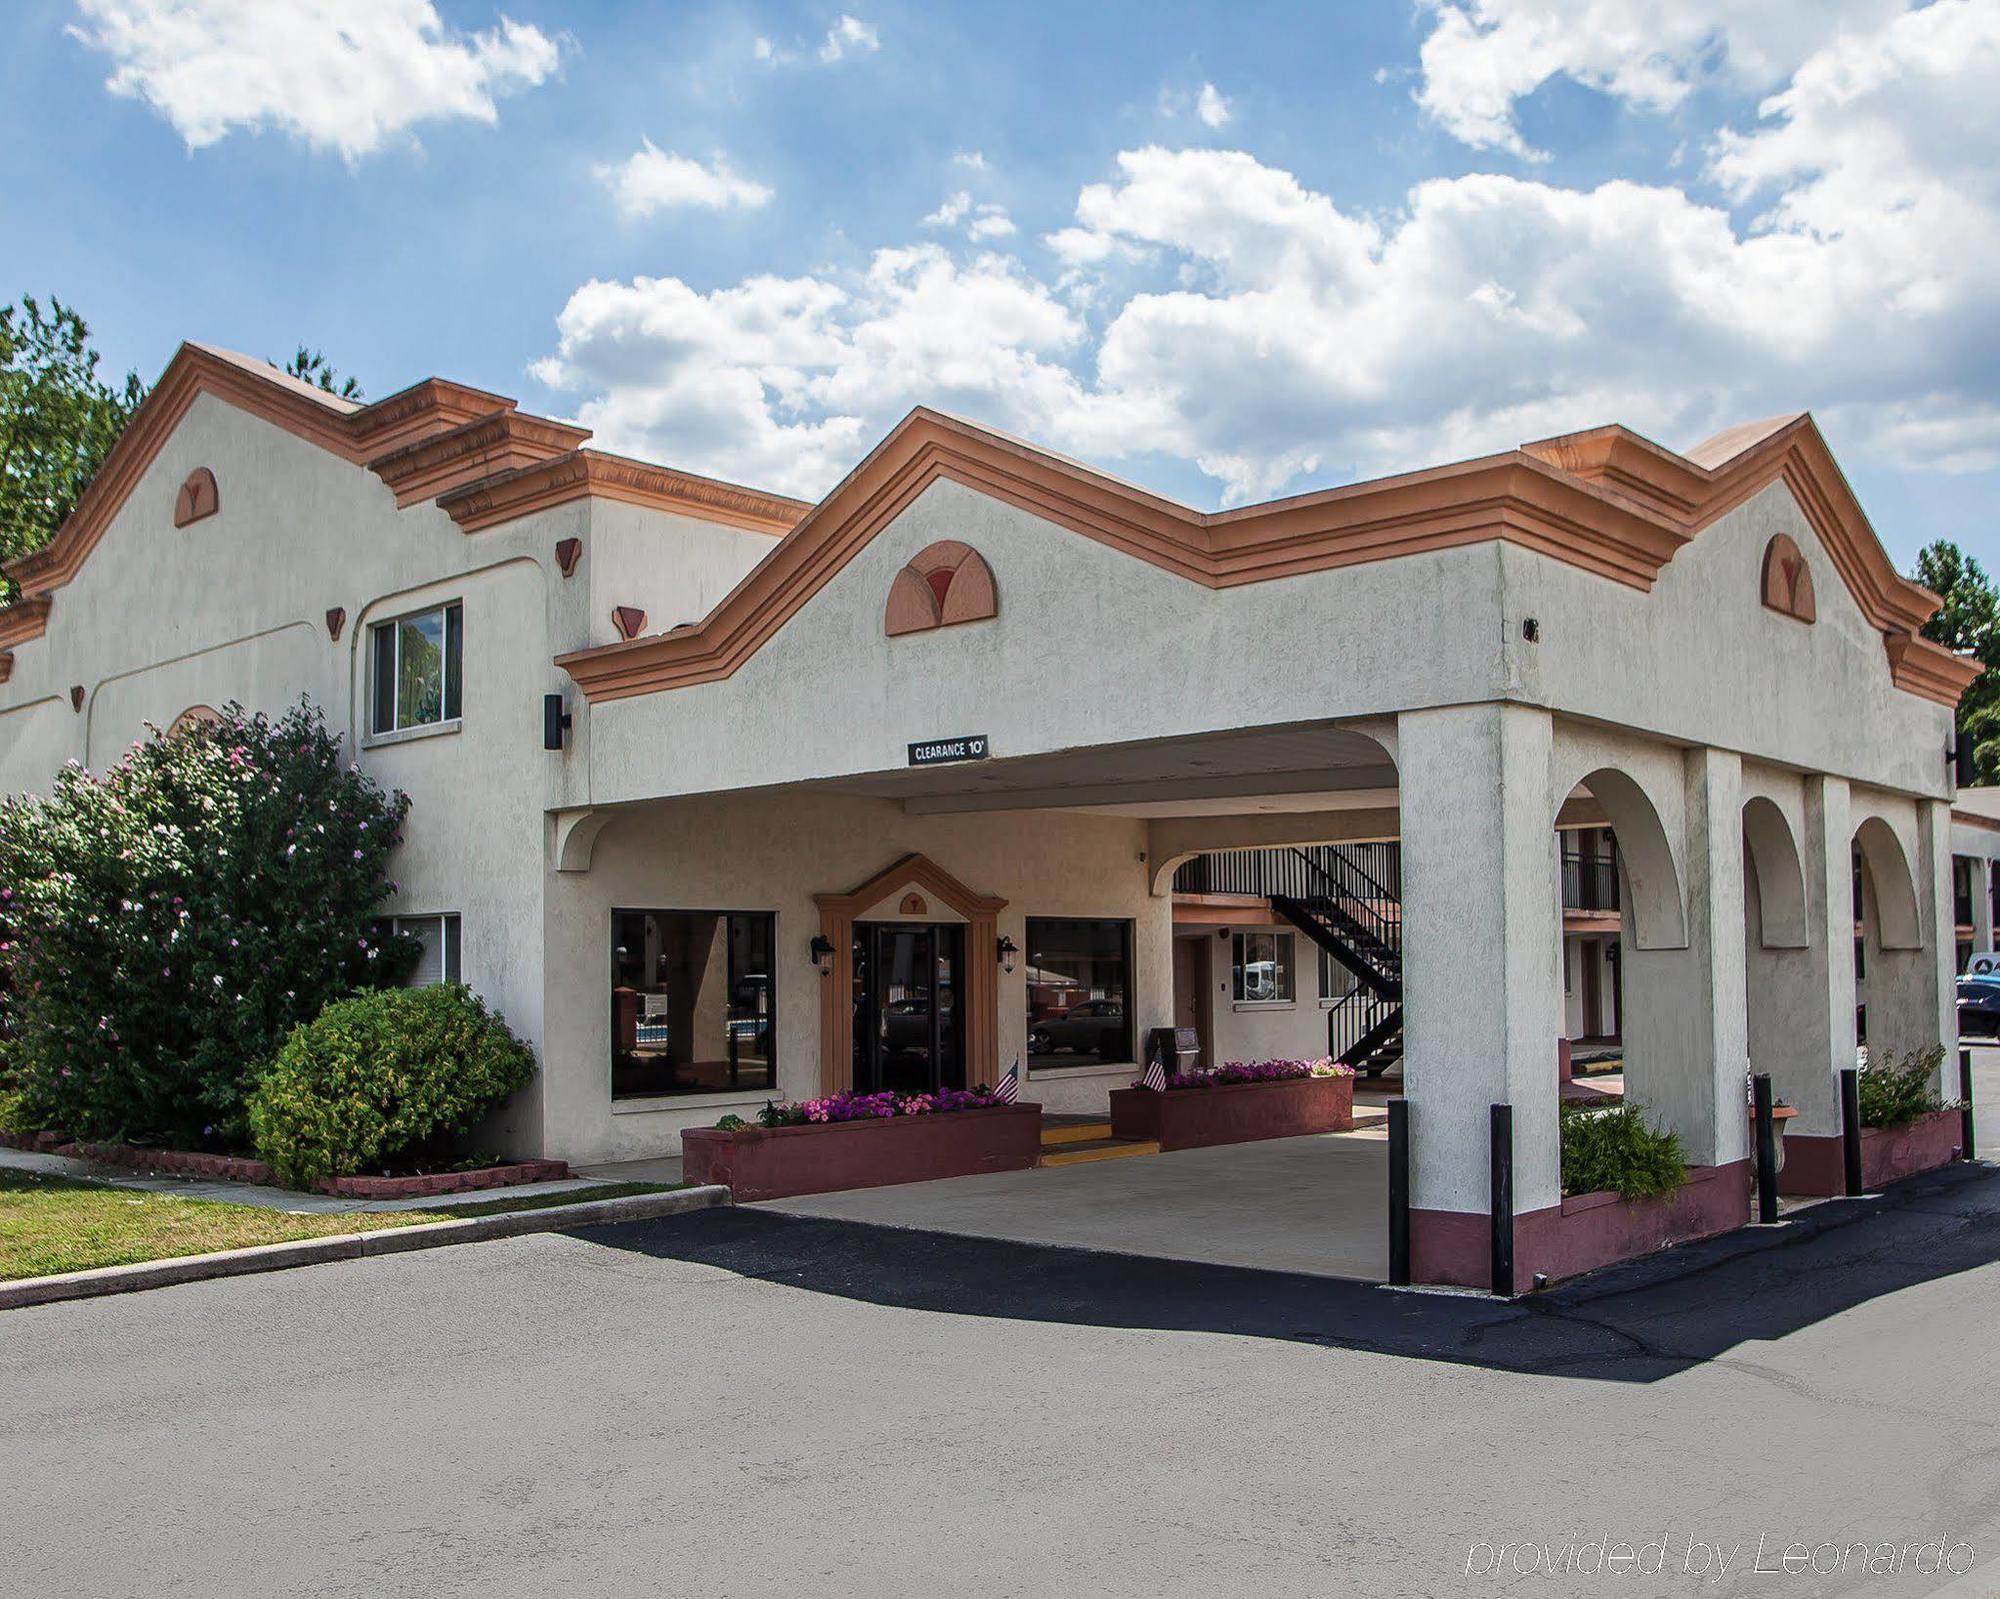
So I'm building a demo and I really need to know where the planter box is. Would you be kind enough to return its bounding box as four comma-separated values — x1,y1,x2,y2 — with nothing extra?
1107,1074,1354,1151
1413,1162,1751,1292
1779,1108,1963,1196
682,1104,1043,1202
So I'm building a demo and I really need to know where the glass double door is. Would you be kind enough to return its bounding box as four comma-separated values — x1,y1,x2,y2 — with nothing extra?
851,922,964,1096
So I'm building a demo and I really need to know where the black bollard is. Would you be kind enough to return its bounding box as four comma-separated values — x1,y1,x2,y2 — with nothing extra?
1752,1073,1779,1224
1489,1103,1514,1297
1840,1067,1864,1196
1387,1098,1410,1287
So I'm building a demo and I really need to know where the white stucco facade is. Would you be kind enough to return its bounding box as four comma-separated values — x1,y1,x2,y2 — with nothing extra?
0,347,1975,1280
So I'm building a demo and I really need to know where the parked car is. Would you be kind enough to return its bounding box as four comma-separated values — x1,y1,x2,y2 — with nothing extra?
1959,977,2000,1039
1028,997,1127,1059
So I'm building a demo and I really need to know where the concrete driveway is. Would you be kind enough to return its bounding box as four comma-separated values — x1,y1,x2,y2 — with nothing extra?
761,1127,1393,1280
7,1161,2000,1598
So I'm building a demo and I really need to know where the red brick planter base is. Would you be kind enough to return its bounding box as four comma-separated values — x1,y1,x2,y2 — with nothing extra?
1108,1073,1355,1151
317,1161,568,1199
682,1104,1043,1202
1778,1109,1962,1196
67,1142,279,1184
39,1140,567,1199
1413,1160,1752,1293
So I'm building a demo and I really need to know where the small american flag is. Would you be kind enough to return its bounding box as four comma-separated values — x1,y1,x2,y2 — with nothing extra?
994,1060,1020,1103
1142,1056,1167,1092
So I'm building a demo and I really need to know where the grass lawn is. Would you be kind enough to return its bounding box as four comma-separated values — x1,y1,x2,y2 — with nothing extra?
0,1169,672,1282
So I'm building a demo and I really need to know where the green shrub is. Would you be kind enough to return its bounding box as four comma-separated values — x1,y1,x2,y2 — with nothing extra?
1559,1099,1687,1200
247,984,534,1188
0,700,414,1146
1857,1046,1947,1128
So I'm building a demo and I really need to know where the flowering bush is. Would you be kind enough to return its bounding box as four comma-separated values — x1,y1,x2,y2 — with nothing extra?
1150,1057,1352,1091
0,701,414,1146
742,1086,1004,1128
247,983,534,1187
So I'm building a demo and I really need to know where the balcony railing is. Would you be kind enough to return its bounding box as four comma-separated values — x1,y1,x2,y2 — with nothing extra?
1173,842,1401,900
1560,852,1620,912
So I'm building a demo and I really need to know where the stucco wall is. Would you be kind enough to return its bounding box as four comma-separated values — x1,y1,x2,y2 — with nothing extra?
585,499,777,648
1500,481,1952,799
0,390,800,1161
541,789,1168,1163
1195,925,1351,1064
581,477,1513,807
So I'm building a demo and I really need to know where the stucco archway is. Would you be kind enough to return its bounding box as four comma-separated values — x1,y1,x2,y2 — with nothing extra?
1853,814,1922,952
1566,767,1687,951
1742,795,1808,950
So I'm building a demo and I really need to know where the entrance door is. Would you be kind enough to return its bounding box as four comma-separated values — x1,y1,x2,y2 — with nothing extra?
851,922,966,1096
1172,936,1211,1068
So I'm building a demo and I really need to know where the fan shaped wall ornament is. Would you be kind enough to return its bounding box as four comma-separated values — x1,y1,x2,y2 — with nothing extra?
1760,533,1817,623
173,468,219,528
884,541,998,638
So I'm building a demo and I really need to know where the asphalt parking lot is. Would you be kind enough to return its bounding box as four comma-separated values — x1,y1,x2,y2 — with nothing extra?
8,1119,2000,1598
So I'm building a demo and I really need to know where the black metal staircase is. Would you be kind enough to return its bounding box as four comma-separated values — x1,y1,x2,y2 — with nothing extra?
1177,844,1405,1076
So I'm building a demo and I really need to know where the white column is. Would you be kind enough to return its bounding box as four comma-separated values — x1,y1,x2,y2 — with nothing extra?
1687,748,1750,1167
1788,774,1856,1134
1399,703,1564,1221
1866,800,1958,1082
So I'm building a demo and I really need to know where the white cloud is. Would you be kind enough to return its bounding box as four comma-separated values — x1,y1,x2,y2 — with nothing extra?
598,140,773,217
532,247,1089,497
818,13,879,62
1410,0,1902,157
967,209,1017,241
752,35,774,61
69,0,561,160
952,150,989,170
537,5,2000,504
1196,82,1233,128
924,191,1016,240
922,191,973,228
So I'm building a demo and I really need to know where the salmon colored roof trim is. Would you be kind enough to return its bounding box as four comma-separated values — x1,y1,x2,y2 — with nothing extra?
556,406,1976,709
0,342,808,639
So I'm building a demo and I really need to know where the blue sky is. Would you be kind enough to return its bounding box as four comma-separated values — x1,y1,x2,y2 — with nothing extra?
5,0,1997,571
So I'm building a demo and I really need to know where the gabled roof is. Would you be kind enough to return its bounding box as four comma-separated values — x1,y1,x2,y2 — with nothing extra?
557,406,1979,709
0,342,809,649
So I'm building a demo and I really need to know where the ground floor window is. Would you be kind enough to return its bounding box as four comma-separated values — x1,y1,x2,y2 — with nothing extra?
1026,917,1133,1066
1232,930,1295,1003
612,910,775,1098
1318,945,1357,1003
376,913,461,986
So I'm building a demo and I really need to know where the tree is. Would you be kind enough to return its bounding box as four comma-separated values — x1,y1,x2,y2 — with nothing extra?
1914,539,2000,785
0,297,147,584
0,701,415,1146
280,346,363,401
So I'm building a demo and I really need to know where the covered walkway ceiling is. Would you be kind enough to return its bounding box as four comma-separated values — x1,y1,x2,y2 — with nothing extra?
813,722,1399,819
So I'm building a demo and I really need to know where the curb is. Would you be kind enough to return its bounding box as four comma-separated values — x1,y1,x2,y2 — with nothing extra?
0,1185,732,1312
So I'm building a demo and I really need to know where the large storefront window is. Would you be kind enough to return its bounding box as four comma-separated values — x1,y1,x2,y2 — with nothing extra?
1025,917,1134,1067
611,910,774,1098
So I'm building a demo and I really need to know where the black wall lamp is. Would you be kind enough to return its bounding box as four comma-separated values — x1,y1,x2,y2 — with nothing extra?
997,935,1019,973
810,934,835,974
543,692,572,751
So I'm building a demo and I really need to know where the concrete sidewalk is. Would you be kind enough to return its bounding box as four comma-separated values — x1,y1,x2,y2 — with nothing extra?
761,1127,1394,1280
0,1144,618,1213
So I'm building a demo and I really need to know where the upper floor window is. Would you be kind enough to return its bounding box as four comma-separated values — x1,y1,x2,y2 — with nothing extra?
370,601,462,736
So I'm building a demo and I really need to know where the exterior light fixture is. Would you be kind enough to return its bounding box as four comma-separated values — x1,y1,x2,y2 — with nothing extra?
997,935,1018,973
809,934,835,974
